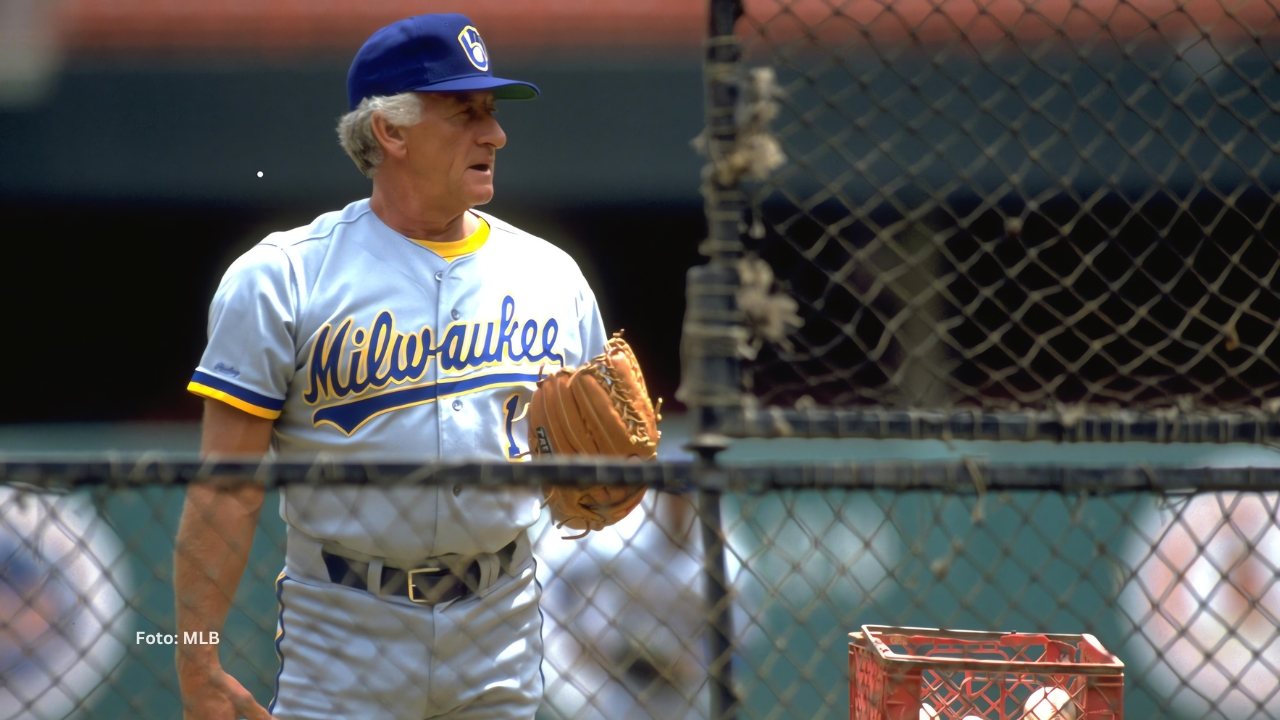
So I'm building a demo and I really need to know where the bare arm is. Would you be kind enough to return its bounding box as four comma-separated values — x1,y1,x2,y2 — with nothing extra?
174,399,275,720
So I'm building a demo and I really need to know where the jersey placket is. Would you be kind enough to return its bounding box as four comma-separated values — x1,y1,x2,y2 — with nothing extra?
433,258,463,545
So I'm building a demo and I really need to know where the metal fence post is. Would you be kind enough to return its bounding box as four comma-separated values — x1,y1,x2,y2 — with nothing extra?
681,1,748,717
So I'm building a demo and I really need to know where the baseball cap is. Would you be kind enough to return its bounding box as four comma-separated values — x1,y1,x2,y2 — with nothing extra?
347,13,540,110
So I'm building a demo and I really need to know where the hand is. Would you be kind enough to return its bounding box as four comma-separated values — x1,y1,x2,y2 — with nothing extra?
179,661,275,720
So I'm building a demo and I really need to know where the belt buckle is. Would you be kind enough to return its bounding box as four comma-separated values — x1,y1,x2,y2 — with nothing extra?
406,566,446,604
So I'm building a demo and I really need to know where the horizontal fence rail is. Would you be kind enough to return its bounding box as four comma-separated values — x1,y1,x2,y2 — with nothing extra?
7,455,1280,492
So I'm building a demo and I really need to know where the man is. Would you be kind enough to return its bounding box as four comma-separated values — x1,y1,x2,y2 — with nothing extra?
174,13,607,719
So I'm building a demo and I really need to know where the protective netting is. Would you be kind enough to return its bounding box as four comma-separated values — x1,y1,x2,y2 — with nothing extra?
690,0,1280,440
4,458,1280,719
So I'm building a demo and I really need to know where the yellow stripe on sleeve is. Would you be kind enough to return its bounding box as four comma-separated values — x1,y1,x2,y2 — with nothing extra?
187,382,283,420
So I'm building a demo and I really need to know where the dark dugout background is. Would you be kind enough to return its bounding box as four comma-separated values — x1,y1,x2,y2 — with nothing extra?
0,6,706,424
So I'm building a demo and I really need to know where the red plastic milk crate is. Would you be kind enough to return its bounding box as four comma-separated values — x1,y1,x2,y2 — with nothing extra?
849,625,1124,720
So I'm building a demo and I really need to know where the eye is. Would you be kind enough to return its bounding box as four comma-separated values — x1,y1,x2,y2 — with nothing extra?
454,102,497,122
459,105,494,120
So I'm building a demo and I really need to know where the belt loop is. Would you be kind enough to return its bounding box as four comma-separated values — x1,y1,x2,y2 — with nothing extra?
367,558,384,595
508,533,531,573
475,553,499,591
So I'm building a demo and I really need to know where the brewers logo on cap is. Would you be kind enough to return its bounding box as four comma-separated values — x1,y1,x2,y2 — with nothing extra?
457,26,488,71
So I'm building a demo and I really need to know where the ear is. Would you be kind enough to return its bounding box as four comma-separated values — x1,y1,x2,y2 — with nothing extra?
370,112,408,160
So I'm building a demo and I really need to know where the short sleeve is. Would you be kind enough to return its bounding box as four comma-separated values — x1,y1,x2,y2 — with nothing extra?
187,243,299,419
576,278,609,362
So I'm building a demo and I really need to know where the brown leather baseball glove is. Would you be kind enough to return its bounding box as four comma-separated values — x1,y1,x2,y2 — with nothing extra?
528,333,661,538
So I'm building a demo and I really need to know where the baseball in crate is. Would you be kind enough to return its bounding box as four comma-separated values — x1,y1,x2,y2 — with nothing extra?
527,331,663,538
849,625,1124,720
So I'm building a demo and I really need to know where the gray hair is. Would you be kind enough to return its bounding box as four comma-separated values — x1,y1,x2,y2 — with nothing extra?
336,93,424,177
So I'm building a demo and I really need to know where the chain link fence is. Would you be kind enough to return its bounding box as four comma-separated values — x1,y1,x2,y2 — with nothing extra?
3,459,1280,718
684,0,1280,441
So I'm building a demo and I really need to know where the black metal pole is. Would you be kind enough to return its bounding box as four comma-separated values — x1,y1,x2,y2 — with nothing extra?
684,1,748,718
693,437,736,720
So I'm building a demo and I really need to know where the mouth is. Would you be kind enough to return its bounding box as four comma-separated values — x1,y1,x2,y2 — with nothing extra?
467,162,493,174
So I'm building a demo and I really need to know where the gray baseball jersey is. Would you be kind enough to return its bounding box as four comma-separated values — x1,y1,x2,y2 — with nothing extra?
188,198,607,558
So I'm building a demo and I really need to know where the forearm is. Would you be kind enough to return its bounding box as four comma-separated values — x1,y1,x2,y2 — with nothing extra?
174,483,263,668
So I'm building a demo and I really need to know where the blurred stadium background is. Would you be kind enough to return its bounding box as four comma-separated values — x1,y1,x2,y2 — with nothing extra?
0,0,707,426
5,1,1280,719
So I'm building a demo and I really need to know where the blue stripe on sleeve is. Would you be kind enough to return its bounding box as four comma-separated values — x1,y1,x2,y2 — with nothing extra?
190,370,285,412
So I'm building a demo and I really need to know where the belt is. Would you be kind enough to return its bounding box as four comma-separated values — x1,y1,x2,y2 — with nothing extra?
321,537,525,605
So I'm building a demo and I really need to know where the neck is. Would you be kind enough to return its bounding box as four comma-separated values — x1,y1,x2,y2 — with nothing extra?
369,183,475,242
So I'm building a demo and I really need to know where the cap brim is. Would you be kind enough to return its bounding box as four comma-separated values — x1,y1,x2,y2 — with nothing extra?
410,76,540,100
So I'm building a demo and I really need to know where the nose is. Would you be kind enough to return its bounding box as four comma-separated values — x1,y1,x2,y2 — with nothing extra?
480,115,507,150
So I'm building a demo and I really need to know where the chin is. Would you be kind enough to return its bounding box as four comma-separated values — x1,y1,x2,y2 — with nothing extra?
467,191,495,207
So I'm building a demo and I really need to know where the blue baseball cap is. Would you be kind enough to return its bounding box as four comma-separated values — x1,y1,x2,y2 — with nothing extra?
347,13,540,110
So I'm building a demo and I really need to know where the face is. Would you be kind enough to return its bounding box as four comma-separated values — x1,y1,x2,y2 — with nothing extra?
398,91,507,212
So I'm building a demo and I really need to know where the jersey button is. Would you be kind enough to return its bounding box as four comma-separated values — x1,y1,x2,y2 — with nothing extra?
451,399,463,411
434,271,444,282
450,309,461,320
